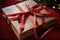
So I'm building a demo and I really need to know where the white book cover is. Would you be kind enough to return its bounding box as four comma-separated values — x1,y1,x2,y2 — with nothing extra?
2,5,21,15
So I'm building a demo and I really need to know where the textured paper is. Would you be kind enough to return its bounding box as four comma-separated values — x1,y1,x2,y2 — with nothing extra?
2,5,21,15
11,21,20,34
40,9,49,14
27,0,37,8
17,1,29,12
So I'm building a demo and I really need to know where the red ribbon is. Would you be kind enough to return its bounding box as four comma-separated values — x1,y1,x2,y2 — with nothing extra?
7,2,60,40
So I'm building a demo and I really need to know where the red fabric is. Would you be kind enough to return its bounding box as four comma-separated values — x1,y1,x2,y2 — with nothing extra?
0,0,20,8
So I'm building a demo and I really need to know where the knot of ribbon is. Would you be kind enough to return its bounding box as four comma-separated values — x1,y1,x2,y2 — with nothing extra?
7,12,29,30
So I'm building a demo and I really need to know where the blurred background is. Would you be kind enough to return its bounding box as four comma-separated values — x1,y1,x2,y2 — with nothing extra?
34,0,60,14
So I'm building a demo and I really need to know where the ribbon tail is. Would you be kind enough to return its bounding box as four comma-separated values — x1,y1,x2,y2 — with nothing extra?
34,14,38,40
20,14,24,31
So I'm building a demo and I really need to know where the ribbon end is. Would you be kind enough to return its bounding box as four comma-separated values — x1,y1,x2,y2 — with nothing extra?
20,26,24,31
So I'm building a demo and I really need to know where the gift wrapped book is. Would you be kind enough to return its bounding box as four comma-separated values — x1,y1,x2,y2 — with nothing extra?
2,0,56,40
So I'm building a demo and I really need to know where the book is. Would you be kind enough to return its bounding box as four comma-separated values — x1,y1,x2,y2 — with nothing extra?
2,0,56,40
